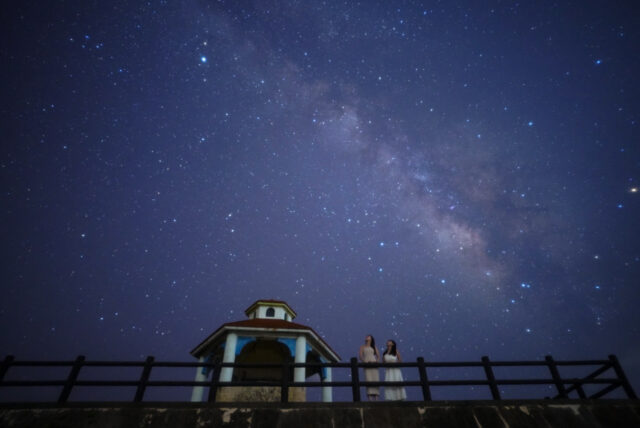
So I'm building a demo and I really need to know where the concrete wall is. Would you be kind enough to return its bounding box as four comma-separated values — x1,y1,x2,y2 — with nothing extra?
1,400,639,428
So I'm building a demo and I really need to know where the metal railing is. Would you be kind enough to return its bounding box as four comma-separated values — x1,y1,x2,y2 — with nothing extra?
0,354,636,403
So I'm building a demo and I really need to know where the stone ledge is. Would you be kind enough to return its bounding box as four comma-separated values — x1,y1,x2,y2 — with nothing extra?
1,400,639,428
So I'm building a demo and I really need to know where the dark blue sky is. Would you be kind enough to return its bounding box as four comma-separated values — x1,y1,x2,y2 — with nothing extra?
2,1,639,399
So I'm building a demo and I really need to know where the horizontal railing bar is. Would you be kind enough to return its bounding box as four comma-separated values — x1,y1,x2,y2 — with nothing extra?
551,360,610,366
75,381,140,387
81,361,150,367
428,380,491,387
2,360,613,369
0,381,68,386
1,378,621,389
287,381,353,387
146,362,221,368
495,378,619,386
5,361,79,367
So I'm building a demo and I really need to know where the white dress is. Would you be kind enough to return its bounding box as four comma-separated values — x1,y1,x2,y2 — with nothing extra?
384,354,407,401
361,346,380,396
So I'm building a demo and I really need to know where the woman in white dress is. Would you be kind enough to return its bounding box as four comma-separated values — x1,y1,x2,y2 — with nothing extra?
359,335,380,400
383,340,407,401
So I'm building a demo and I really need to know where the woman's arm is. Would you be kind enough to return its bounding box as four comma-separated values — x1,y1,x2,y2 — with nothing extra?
396,351,402,362
358,345,364,361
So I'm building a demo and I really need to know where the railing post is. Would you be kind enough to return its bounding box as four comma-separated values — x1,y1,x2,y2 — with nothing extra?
545,355,567,398
58,355,85,403
609,354,638,399
207,363,221,402
350,357,361,402
280,361,290,403
575,383,587,399
481,356,501,400
0,355,15,383
417,357,431,401
134,356,155,402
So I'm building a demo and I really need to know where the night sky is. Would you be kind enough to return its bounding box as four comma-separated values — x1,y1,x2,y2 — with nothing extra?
2,1,639,400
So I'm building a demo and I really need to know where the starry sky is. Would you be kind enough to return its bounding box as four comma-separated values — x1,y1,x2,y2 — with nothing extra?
2,1,639,400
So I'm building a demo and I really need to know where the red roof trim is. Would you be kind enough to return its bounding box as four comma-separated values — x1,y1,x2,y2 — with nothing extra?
191,318,340,360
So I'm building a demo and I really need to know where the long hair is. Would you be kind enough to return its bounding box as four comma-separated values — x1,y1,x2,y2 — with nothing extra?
368,335,376,350
383,339,397,356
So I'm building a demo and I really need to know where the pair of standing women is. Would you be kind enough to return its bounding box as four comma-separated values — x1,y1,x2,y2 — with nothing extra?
358,335,407,401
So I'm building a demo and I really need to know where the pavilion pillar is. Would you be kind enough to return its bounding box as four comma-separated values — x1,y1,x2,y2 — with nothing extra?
190,356,207,402
294,335,306,383
322,367,333,402
220,333,237,382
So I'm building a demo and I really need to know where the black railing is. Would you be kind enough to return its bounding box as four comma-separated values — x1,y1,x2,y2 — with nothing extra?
0,354,636,403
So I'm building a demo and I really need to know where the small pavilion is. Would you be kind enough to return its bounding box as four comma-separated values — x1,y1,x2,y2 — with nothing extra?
190,299,340,402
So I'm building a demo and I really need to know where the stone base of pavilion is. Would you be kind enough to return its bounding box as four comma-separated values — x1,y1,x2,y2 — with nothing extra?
216,386,306,402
